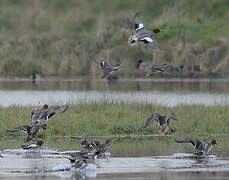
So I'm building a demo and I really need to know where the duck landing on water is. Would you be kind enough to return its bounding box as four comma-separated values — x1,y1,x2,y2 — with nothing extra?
175,136,216,156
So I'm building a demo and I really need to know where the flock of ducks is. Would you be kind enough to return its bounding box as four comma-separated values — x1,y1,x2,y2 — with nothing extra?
94,13,217,157
0,13,217,168
95,13,169,82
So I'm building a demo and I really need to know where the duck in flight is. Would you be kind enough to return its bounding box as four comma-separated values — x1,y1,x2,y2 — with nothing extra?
95,59,124,82
7,124,48,142
128,13,163,49
137,59,171,77
31,103,70,124
143,112,177,135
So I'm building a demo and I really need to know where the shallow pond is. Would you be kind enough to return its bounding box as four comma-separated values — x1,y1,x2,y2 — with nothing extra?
0,135,229,180
2,77,229,106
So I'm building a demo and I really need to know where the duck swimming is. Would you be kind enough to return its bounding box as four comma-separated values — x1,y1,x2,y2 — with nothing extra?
128,13,163,49
21,140,44,150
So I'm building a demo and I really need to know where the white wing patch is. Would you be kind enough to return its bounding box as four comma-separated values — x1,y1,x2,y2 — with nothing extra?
28,144,37,148
141,37,153,42
136,23,144,31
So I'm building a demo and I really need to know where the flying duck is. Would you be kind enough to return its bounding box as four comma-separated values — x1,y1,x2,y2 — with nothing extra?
7,124,47,142
143,112,177,135
95,59,124,82
128,13,163,49
137,59,170,77
31,103,70,124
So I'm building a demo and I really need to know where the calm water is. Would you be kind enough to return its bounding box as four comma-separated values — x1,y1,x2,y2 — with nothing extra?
1,77,229,106
0,136,229,180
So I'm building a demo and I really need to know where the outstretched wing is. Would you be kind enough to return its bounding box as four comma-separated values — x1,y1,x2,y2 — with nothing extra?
134,13,144,32
46,104,69,120
7,126,30,134
143,114,160,128
175,138,203,149
140,37,158,49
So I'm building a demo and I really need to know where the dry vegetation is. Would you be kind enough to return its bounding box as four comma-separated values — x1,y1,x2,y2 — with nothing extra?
0,0,228,77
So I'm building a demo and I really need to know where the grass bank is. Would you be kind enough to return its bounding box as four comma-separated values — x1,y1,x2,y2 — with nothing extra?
0,0,228,76
1,104,229,137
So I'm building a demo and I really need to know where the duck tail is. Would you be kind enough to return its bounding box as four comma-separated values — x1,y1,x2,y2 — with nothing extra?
65,156,77,163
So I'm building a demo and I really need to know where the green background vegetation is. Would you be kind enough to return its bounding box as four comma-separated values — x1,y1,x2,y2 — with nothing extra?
2,104,229,137
0,0,228,76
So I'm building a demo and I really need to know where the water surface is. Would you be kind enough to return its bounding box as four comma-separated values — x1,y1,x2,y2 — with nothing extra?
0,136,229,180
2,77,229,106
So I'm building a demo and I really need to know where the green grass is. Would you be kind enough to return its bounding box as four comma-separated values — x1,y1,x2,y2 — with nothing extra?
1,103,229,137
0,0,228,76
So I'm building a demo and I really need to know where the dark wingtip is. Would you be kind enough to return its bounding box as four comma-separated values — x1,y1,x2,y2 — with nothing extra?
6,129,16,132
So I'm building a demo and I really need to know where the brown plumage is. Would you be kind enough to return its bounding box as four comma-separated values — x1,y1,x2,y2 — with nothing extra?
7,124,47,142
31,103,70,124
143,112,177,135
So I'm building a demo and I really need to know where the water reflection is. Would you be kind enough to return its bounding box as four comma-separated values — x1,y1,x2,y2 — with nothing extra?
0,78,229,93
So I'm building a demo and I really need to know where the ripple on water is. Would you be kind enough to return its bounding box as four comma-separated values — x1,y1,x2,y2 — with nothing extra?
0,150,229,179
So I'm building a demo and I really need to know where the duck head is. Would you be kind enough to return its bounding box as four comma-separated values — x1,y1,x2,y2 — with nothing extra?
37,140,44,146
43,104,49,109
153,28,163,34
100,61,108,70
168,112,177,120
211,139,216,145
80,139,87,145
95,59,108,70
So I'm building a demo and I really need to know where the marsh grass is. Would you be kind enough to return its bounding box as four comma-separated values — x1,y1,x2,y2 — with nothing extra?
0,0,229,76
1,103,229,137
